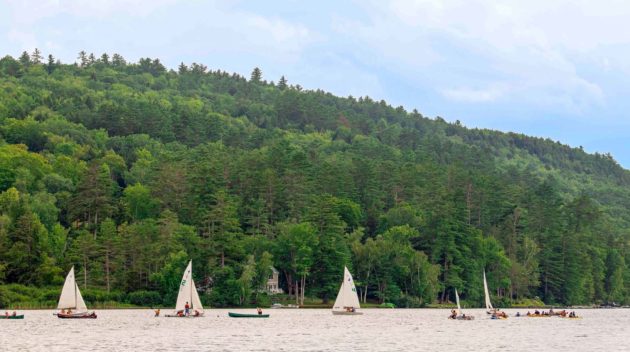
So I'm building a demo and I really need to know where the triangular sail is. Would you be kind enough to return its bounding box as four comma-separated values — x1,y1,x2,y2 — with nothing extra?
174,261,193,312
57,267,77,309
455,289,462,315
483,271,494,311
332,266,361,311
191,279,204,314
75,283,88,312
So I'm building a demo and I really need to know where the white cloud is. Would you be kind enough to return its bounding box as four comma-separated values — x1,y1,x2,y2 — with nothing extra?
441,85,507,103
338,0,625,113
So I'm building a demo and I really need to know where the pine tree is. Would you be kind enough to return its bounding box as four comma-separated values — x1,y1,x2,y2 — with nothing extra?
178,62,188,74
100,53,110,65
250,67,262,83
78,51,88,67
19,51,31,66
278,75,288,90
47,54,55,74
31,48,43,64
111,53,126,67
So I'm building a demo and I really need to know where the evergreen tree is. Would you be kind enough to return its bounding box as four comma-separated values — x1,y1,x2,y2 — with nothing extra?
250,67,262,83
31,48,43,64
47,54,55,74
278,75,288,90
18,51,31,66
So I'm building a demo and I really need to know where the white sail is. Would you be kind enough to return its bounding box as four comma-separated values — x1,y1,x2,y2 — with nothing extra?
57,267,77,309
455,289,462,315
174,261,193,312
483,271,494,311
57,267,88,312
75,283,88,312
191,279,204,314
332,266,361,311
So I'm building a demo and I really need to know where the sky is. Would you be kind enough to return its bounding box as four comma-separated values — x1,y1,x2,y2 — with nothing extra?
1,0,629,168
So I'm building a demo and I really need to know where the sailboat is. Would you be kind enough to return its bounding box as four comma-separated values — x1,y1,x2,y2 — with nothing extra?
56,267,97,319
449,289,474,320
483,271,495,314
165,260,204,317
484,271,507,319
332,266,362,315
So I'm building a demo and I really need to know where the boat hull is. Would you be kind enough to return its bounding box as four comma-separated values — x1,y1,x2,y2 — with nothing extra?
56,312,97,319
0,315,24,319
228,312,269,318
164,314,204,318
332,311,363,315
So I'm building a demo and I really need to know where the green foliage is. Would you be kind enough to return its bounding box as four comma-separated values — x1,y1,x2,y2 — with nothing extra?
0,51,628,308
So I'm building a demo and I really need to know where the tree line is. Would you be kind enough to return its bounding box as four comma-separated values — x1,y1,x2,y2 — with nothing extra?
0,50,629,308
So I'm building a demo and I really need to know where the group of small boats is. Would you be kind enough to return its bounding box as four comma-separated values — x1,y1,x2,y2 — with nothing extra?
448,271,581,321
1,266,581,321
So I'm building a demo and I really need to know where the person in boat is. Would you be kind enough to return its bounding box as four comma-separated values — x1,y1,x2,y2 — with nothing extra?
516,312,521,317
4,311,8,317
185,302,190,316
534,309,540,315
257,308,263,315
194,310,200,317
154,309,160,317
12,311,16,317
176,310,184,317
449,309,457,319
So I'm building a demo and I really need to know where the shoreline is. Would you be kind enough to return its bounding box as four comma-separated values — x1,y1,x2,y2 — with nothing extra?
5,306,624,311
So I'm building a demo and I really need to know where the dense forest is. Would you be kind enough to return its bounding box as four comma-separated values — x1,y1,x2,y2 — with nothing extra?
0,50,629,308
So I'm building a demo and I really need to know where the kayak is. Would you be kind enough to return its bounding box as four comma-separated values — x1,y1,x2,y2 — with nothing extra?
228,312,269,318
0,315,24,319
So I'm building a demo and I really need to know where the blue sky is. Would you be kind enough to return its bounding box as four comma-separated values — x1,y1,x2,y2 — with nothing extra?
1,0,629,168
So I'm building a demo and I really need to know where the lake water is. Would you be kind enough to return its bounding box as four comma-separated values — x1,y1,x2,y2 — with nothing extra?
1,308,627,351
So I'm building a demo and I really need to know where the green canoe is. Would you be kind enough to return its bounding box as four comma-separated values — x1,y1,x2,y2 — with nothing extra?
0,315,24,319
228,312,269,318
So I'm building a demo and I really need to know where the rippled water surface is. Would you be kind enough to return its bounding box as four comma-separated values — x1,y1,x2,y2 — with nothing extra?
1,308,628,351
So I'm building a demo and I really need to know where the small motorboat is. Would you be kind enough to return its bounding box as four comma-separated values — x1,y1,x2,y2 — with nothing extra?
228,312,269,318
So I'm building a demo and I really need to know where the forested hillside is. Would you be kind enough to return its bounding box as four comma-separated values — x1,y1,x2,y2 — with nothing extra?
0,50,629,308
